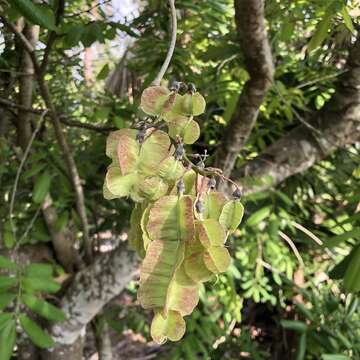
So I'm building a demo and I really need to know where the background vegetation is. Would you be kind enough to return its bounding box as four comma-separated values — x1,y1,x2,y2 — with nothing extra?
0,0,359,359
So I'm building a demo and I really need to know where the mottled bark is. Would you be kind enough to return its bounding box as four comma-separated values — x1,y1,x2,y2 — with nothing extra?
215,0,274,177
41,337,84,360
46,242,139,349
233,36,360,194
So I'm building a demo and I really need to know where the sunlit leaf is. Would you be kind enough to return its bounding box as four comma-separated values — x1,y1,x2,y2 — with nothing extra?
219,200,244,233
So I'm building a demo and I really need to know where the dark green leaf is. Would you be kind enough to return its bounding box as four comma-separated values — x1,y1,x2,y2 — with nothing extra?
280,319,307,333
22,276,60,294
22,293,66,322
0,317,16,360
19,314,54,348
12,0,56,30
0,256,17,271
307,12,333,52
0,276,17,291
0,293,17,310
32,171,51,204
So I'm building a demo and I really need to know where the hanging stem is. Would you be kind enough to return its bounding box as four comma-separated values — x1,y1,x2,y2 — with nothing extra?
152,0,177,86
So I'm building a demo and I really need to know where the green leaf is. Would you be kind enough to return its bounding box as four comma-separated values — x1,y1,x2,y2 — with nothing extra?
340,6,355,34
22,276,60,294
64,24,85,48
0,276,17,291
25,263,53,278
3,221,15,249
21,293,66,322
54,212,69,232
0,317,16,360
23,162,47,180
0,293,17,310
246,206,272,227
296,333,307,360
280,319,307,333
325,228,360,248
343,245,360,292
322,355,351,360
12,0,56,30
0,255,17,271
219,200,244,233
32,171,51,204
329,245,358,279
0,313,13,331
151,310,185,344
307,12,333,52
97,64,110,80
19,314,54,348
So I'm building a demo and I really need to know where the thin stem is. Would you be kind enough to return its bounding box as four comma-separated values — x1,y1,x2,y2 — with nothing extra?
9,110,48,246
9,110,48,318
152,0,177,86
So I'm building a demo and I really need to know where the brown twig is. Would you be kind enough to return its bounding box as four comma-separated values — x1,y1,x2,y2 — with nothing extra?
0,98,116,133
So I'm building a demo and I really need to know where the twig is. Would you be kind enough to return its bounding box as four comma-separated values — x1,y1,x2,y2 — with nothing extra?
291,221,323,246
0,97,116,132
279,230,305,268
40,0,65,74
152,0,177,86
59,115,116,133
65,0,112,18
10,110,48,250
19,206,42,244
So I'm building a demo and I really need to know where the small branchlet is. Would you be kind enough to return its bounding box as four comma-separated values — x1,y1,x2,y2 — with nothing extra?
136,129,146,144
177,178,185,195
195,199,204,214
232,187,242,200
175,144,185,160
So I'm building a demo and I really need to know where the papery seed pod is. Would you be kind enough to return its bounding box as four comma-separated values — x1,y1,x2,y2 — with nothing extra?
175,144,185,160
195,200,204,214
232,187,242,200
209,177,217,190
136,129,146,143
177,178,185,195
196,160,205,169
187,83,197,93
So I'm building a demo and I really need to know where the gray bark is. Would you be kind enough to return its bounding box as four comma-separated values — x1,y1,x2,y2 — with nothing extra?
233,36,360,194
47,242,139,349
215,0,274,177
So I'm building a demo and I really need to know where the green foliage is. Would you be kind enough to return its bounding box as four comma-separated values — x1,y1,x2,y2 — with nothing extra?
1,0,359,357
0,258,65,355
